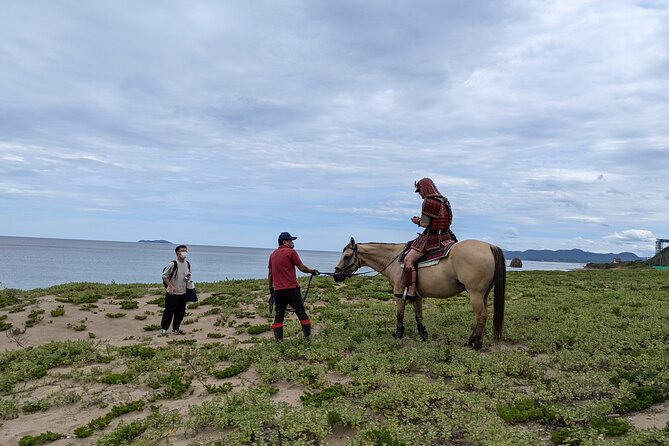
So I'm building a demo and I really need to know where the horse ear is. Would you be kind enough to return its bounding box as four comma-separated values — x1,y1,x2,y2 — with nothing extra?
349,237,356,247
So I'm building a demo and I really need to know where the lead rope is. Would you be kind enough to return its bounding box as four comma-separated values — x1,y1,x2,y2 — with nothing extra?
282,252,400,314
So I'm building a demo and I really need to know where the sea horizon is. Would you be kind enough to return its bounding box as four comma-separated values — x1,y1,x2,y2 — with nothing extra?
1,235,585,291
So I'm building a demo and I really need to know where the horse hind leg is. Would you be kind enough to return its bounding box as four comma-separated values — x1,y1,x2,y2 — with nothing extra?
413,298,428,341
467,292,487,350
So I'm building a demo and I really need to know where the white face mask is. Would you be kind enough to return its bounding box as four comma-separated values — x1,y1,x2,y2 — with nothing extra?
179,252,188,259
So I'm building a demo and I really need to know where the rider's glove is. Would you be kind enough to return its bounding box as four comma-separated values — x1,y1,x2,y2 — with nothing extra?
311,269,320,276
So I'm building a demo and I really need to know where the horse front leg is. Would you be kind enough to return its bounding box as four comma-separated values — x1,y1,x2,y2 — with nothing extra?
394,296,406,339
413,297,428,341
468,293,487,350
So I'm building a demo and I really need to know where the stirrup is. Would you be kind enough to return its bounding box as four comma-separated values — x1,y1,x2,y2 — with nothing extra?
401,288,416,302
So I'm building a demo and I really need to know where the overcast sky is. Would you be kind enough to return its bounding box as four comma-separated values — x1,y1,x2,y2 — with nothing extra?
1,0,667,256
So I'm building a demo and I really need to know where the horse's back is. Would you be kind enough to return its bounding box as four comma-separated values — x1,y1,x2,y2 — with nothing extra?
449,240,498,288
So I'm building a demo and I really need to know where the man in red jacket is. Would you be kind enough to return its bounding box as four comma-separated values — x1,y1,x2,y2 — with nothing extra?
268,232,320,341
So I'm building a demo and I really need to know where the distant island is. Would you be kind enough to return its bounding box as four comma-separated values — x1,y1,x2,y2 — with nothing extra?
138,239,173,244
503,248,641,263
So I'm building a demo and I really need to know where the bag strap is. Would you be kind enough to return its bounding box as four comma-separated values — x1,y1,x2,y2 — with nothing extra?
168,260,178,282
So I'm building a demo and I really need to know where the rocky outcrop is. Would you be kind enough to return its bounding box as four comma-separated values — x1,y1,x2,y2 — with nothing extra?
510,257,523,268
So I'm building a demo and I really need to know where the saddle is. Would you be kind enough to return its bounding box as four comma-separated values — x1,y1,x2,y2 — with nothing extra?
399,240,457,268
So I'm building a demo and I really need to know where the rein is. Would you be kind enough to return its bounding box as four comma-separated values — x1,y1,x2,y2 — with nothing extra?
333,244,400,279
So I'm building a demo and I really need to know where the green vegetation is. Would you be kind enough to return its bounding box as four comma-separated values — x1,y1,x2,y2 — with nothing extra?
49,306,65,317
18,431,63,446
1,270,669,444
74,400,145,438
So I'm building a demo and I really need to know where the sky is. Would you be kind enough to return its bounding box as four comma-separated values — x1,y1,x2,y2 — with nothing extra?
1,0,668,256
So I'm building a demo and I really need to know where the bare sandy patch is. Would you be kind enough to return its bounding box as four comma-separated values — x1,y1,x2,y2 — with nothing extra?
626,401,669,430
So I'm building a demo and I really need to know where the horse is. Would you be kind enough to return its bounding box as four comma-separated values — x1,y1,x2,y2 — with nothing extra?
333,237,506,350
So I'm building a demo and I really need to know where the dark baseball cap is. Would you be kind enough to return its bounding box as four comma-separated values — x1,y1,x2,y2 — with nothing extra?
278,232,298,243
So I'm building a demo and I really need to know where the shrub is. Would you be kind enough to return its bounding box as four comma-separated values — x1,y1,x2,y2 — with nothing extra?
364,428,404,446
25,309,45,327
74,400,145,438
50,307,65,317
105,312,126,318
100,372,134,385
18,431,63,446
615,385,665,413
497,398,558,424
0,398,19,420
134,314,148,320
207,332,224,338
301,385,345,407
0,314,12,331
247,324,271,335
591,417,630,436
212,363,249,379
143,324,161,331
119,300,139,310
22,399,50,413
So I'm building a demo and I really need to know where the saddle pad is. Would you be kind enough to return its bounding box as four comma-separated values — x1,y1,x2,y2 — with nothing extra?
400,240,457,268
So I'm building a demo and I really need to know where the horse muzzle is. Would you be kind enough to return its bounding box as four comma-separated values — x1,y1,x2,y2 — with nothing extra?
333,268,347,282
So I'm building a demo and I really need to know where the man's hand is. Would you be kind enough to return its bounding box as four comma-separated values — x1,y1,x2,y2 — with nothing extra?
311,269,320,276
411,216,421,225
167,284,175,295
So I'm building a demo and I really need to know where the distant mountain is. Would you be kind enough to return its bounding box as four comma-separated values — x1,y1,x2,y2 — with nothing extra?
138,239,173,244
503,248,641,263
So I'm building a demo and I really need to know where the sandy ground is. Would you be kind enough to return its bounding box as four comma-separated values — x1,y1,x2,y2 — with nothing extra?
0,291,358,445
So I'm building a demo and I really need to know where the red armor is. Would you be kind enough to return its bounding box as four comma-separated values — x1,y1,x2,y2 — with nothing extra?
422,197,452,230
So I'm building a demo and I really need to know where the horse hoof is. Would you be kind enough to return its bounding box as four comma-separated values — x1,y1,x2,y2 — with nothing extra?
420,333,428,342
394,328,405,339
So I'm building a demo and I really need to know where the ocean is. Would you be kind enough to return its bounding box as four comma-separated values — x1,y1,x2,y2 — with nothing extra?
0,236,584,291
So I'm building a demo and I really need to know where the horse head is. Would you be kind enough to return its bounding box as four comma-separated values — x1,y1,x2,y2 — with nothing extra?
333,237,360,282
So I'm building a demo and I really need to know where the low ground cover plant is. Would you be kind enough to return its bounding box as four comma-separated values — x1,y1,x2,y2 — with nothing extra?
1,270,668,445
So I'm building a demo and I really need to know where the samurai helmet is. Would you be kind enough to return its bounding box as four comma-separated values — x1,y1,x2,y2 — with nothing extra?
414,177,441,197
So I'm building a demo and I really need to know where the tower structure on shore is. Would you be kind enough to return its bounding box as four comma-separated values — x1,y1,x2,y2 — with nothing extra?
656,238,669,254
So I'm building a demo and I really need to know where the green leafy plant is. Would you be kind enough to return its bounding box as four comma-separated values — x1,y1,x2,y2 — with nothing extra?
211,363,249,379
497,398,558,424
247,323,271,335
18,431,63,446
119,300,139,310
49,306,65,317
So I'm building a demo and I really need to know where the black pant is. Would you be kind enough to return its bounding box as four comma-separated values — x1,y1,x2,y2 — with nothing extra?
161,292,187,330
273,288,309,325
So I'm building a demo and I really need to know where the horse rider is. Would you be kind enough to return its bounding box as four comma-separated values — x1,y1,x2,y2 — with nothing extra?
403,177,457,301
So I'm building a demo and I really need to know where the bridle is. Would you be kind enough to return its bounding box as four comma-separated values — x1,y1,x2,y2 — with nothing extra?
334,243,400,280
334,243,362,279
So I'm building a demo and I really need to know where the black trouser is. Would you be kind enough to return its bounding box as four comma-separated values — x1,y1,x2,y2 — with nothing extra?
161,292,187,330
272,288,310,327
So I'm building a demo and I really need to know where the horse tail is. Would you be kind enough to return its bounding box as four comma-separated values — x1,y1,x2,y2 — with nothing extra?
490,245,506,343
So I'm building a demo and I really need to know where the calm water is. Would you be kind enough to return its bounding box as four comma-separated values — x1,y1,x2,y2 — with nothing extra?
0,236,584,290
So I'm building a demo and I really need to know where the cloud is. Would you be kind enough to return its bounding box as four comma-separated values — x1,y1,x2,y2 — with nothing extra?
0,0,667,255
603,229,656,243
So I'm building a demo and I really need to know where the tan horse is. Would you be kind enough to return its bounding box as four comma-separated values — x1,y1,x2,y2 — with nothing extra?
333,238,506,350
